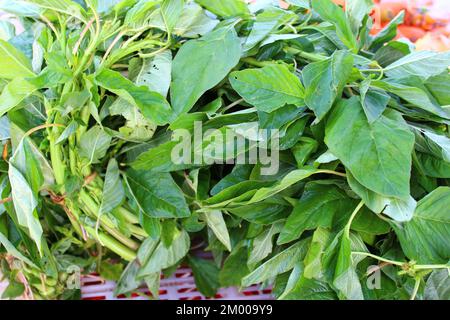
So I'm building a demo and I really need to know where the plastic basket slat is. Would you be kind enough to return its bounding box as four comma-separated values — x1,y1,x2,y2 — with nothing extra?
81,267,273,300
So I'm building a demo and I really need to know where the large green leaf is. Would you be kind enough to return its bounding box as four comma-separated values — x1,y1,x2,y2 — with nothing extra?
126,169,190,218
384,51,450,81
325,97,414,199
392,187,450,264
230,65,304,113
170,25,241,116
95,69,173,125
278,183,356,244
0,40,35,79
303,50,354,121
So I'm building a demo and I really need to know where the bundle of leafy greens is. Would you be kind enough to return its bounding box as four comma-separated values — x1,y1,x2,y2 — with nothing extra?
0,0,449,300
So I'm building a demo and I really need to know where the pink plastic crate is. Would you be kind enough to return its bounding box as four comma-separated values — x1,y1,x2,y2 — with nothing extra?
81,268,274,300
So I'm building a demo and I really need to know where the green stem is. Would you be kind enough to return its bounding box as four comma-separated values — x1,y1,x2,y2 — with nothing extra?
49,134,66,186
285,47,327,62
79,189,140,250
352,252,404,266
113,207,139,225
410,277,421,300
345,200,365,237
84,227,136,261
317,169,347,178
241,57,275,67
68,135,77,175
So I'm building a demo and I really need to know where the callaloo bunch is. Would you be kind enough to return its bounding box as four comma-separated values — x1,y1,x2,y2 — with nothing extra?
0,0,449,300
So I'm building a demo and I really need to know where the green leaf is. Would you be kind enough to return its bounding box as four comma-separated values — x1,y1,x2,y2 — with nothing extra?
333,234,364,300
359,79,389,123
242,7,296,52
28,0,87,22
131,50,172,97
126,168,190,218
219,242,250,287
161,0,184,33
0,39,35,79
195,0,250,18
392,187,450,264
373,41,411,67
291,137,318,167
384,51,450,81
100,159,124,214
372,79,450,120
303,227,333,279
248,167,318,204
188,256,220,297
351,207,391,235
311,0,358,52
0,78,38,117
114,260,142,296
138,230,190,277
211,165,253,195
278,183,356,245
228,202,290,225
346,0,373,34
0,232,38,269
78,126,112,164
282,276,337,300
248,222,283,265
303,50,354,121
170,25,241,115
0,0,42,17
242,238,310,287
230,64,305,113
425,72,450,106
201,210,231,251
325,97,415,199
8,165,42,252
369,11,404,51
347,171,416,222
424,270,450,300
95,69,173,125
132,140,195,172
1,280,25,299
55,120,77,145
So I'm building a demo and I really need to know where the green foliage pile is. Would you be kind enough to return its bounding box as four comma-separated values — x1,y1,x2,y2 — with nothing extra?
0,0,449,300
